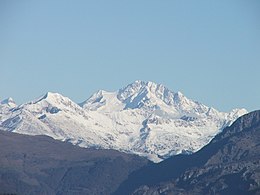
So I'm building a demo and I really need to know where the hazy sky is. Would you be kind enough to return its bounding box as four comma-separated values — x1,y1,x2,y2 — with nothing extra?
1,0,259,112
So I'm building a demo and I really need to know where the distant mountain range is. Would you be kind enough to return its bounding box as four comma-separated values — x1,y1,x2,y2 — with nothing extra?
0,81,247,162
1,109,259,195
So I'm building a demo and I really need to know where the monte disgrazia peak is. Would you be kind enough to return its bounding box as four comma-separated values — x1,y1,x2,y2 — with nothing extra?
0,81,247,162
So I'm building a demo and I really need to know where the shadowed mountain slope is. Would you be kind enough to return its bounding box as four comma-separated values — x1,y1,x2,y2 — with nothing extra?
0,130,148,195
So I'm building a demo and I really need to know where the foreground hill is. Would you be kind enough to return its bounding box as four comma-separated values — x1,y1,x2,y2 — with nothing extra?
0,130,148,195
114,110,260,195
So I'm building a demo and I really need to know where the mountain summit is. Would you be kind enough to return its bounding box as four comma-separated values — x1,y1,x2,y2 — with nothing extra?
0,81,247,162
117,80,176,109
1,97,16,108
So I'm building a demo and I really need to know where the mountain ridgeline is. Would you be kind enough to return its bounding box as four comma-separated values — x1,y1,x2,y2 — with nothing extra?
0,81,247,162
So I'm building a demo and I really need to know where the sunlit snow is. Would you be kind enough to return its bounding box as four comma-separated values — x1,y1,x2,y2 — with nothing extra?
0,81,247,162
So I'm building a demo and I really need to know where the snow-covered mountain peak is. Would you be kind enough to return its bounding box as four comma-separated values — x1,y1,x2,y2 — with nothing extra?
173,91,188,105
87,89,111,100
173,91,209,114
116,80,177,110
35,92,65,102
226,108,248,121
115,81,210,116
0,81,248,163
1,97,16,108
24,92,84,116
81,89,124,112
81,81,225,117
32,92,73,105
174,91,185,100
118,80,171,99
229,108,248,116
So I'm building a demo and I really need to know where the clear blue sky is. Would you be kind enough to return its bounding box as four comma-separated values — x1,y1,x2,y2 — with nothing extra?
0,0,259,112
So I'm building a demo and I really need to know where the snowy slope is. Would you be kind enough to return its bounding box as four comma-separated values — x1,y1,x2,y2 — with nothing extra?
0,81,247,162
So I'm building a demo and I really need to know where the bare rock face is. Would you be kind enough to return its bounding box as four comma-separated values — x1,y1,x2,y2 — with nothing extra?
115,110,260,195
